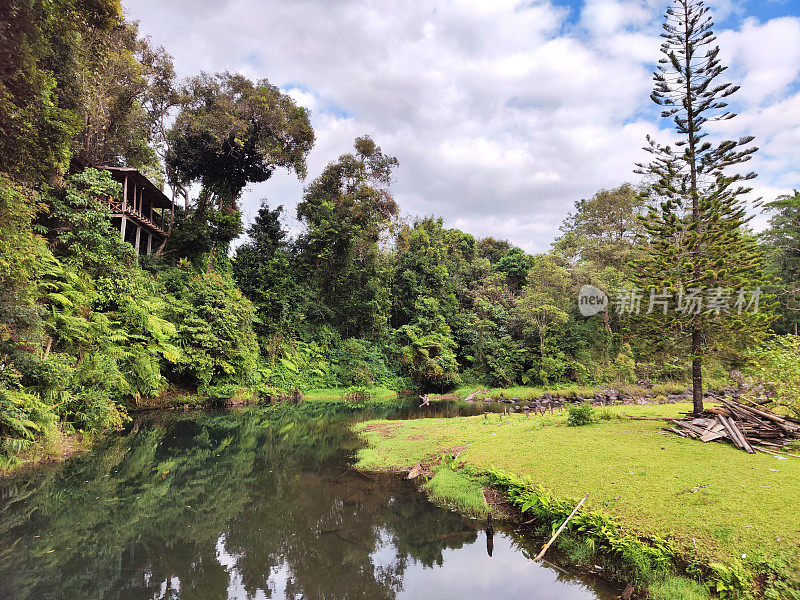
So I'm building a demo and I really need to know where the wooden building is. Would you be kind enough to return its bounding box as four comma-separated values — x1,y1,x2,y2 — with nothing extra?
98,167,174,255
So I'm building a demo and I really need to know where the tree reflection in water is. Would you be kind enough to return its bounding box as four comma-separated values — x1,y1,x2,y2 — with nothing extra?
0,405,611,600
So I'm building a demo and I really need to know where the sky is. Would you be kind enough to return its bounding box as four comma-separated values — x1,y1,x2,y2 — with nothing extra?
125,0,800,253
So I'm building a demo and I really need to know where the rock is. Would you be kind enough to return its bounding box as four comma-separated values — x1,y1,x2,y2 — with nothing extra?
511,396,521,402
622,584,635,600
482,397,493,403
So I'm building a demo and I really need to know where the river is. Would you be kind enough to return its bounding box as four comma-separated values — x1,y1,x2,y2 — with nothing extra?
0,402,617,599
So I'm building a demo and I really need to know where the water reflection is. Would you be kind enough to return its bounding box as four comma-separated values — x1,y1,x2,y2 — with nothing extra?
0,406,613,600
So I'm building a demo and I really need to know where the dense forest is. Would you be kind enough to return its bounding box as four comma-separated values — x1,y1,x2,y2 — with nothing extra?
2,0,800,468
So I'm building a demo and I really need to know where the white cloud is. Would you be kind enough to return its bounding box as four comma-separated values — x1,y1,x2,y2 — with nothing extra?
718,16,800,105
126,0,800,252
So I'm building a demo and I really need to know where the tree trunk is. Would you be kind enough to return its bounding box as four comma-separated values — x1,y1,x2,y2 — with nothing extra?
691,328,703,415
684,1,703,417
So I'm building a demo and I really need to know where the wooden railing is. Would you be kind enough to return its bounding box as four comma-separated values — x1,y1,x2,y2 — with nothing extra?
96,196,168,236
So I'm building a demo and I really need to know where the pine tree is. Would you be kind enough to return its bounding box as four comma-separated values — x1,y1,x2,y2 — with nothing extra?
636,0,772,415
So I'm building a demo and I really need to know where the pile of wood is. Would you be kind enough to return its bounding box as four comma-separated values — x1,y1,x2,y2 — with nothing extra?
667,399,800,455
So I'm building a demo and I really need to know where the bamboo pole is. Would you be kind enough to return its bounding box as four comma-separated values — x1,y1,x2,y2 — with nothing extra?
533,493,589,561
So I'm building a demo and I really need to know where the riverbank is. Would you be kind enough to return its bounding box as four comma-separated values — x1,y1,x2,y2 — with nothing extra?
0,428,94,476
353,402,800,599
0,380,720,475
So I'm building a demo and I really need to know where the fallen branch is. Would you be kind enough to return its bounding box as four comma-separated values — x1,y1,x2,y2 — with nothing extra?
753,445,800,459
463,389,490,402
533,493,589,561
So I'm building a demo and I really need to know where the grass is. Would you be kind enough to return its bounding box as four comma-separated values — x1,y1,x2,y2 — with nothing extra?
648,576,711,600
354,402,800,589
421,464,489,518
303,386,399,402
445,381,705,401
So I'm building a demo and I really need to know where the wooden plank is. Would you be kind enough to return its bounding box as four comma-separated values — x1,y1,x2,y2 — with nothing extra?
715,416,741,449
726,416,755,453
700,429,726,442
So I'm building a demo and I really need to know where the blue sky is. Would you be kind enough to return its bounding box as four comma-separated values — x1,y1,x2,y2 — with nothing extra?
126,0,800,251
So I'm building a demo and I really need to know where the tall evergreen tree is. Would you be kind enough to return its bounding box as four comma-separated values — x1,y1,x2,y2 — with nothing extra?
295,136,398,339
232,202,297,339
636,0,771,414
761,191,800,334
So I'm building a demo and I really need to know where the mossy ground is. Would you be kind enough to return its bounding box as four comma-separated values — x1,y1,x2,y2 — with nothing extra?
354,402,800,592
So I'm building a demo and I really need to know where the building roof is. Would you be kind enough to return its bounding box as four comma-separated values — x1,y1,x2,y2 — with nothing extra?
99,166,173,209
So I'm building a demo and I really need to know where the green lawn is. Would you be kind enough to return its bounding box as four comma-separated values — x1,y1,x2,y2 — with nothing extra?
303,386,399,402
354,402,800,574
445,381,727,401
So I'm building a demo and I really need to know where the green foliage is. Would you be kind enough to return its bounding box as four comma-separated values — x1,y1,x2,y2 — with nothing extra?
233,202,297,337
567,402,595,426
295,136,398,339
610,343,636,384
391,217,466,330
0,0,120,184
162,267,259,387
635,0,773,412
334,338,393,387
743,335,800,417
166,72,313,256
71,20,172,173
257,338,335,392
515,255,572,357
395,298,461,392
494,246,533,289
487,469,678,586
202,383,243,404
0,175,50,359
343,385,371,402
761,191,800,334
0,388,58,467
555,184,646,273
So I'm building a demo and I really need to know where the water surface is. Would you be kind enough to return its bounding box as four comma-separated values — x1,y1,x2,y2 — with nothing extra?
0,404,615,599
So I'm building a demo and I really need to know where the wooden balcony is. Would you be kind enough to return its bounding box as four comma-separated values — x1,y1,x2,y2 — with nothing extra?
98,166,175,255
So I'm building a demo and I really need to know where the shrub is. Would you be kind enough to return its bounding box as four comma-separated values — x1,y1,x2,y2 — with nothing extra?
163,267,259,388
744,335,800,417
567,402,595,426
610,343,636,383
202,383,241,404
335,337,392,386
0,389,58,467
343,385,371,402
